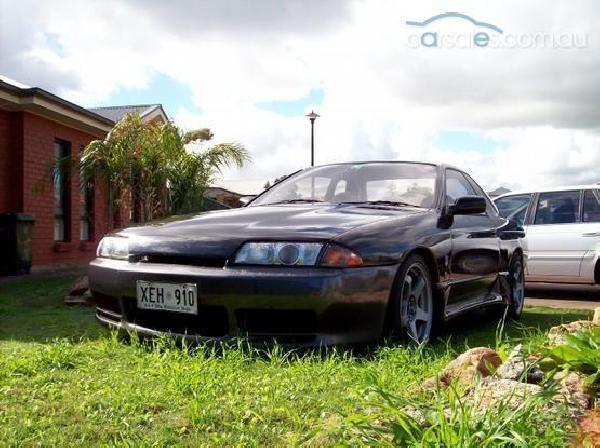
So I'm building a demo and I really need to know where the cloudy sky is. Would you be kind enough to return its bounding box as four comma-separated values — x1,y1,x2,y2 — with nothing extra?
1,0,599,191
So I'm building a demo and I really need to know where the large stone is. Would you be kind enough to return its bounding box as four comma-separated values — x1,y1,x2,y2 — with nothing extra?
547,320,595,345
593,307,600,326
470,378,543,411
65,276,94,306
68,275,89,296
553,371,593,418
496,356,544,384
423,347,502,389
575,409,600,448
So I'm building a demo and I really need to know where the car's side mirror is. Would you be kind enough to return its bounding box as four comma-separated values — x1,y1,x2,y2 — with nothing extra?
449,196,487,215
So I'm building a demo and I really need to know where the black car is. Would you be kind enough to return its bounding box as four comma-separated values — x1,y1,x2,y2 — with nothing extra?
89,161,525,345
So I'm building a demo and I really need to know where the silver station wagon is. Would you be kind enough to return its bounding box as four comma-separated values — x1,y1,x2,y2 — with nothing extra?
494,185,600,285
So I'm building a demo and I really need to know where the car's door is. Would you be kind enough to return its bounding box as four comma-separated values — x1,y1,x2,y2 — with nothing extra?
526,189,584,280
579,188,600,281
444,169,501,311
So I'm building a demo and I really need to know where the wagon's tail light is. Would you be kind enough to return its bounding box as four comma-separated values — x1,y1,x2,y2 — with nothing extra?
319,245,363,268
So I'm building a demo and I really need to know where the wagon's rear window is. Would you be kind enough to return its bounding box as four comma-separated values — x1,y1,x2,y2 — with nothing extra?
251,163,437,208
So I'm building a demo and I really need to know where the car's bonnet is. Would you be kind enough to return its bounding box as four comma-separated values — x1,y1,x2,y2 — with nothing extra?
120,204,424,259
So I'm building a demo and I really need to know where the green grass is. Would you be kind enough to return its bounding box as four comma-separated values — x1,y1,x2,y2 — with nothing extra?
0,276,593,446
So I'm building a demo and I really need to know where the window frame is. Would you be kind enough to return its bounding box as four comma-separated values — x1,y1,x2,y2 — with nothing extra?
531,189,583,226
54,139,71,242
582,188,600,223
79,145,94,241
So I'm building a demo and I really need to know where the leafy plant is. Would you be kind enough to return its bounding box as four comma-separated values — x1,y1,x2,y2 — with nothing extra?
546,327,600,387
78,113,250,226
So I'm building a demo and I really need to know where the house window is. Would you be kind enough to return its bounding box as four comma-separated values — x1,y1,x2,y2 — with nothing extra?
54,139,71,241
79,145,94,241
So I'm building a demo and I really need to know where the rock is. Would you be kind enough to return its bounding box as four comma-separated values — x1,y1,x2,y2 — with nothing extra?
575,409,600,448
64,289,96,306
65,276,94,306
68,275,89,296
548,320,595,345
401,405,427,427
420,376,439,390
470,378,543,411
553,371,592,418
424,347,502,389
593,307,600,326
496,356,544,384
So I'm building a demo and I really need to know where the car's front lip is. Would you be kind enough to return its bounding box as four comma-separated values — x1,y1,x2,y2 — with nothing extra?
89,258,398,345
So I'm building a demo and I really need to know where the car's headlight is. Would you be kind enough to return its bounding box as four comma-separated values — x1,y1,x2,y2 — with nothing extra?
232,242,363,267
233,242,323,266
97,236,129,260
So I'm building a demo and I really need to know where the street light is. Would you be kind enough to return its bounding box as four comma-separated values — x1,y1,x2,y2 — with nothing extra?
305,110,320,166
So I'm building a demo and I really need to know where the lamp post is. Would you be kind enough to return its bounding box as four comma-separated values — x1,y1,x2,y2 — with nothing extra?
305,110,320,166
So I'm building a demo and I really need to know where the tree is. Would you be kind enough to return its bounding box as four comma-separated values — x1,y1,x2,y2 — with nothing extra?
80,113,250,227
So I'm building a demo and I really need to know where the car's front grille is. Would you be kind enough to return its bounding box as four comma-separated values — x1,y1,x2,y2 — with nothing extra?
122,299,229,337
130,254,227,268
236,309,318,335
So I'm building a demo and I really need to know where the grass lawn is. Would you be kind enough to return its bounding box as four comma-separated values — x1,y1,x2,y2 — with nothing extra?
0,275,593,446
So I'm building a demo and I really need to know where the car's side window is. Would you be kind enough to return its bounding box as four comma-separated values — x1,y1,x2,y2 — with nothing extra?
583,189,600,223
445,169,476,205
495,194,532,227
465,174,498,217
333,180,347,196
534,190,581,225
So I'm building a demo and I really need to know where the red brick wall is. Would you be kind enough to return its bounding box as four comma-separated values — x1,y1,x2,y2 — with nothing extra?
10,112,128,269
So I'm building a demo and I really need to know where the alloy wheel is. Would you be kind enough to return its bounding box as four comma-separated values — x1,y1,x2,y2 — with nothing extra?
400,262,433,343
511,258,525,315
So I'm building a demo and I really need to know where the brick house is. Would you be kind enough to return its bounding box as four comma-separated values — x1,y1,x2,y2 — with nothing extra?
0,76,167,272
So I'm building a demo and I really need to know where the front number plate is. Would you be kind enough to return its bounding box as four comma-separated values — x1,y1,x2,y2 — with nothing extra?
136,281,198,315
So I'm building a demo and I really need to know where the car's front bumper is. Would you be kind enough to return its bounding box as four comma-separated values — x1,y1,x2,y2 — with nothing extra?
89,258,398,345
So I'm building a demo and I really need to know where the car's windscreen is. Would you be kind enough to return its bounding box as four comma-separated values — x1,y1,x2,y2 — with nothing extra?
250,163,437,208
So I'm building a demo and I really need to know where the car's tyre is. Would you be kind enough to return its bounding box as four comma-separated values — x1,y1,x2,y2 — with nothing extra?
507,254,525,319
390,254,438,344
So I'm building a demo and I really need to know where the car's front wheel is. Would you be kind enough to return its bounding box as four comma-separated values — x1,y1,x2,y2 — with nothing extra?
507,254,525,318
390,254,437,344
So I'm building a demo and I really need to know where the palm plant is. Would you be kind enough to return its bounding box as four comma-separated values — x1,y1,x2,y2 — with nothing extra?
168,142,248,214
80,113,250,227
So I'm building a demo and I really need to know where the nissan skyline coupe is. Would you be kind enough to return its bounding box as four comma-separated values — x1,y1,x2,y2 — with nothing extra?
89,161,525,345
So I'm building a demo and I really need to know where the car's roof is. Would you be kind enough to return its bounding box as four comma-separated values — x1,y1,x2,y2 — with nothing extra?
311,160,461,171
495,184,600,199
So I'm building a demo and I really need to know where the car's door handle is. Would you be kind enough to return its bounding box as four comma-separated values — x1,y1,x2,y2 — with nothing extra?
582,232,600,237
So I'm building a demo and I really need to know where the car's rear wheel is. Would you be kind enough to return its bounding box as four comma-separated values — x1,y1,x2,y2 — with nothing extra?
390,254,436,344
507,254,525,318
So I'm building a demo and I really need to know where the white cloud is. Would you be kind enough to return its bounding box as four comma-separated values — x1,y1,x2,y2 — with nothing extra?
1,0,600,190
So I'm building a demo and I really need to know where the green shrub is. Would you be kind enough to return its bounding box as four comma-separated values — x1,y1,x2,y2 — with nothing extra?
546,327,600,388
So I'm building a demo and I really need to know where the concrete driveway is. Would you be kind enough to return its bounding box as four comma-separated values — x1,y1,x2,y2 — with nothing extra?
525,283,600,310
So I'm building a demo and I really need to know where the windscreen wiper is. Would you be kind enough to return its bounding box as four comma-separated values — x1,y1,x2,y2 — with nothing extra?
271,198,325,204
340,200,420,207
